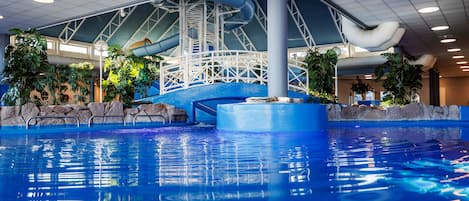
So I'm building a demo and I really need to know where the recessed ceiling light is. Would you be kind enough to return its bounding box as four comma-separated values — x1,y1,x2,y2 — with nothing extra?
431,26,449,31
448,48,461,52
456,61,468,64
440,38,456,43
418,7,439,13
452,55,465,59
460,66,469,69
34,0,54,3
462,69,469,72
0,16,3,20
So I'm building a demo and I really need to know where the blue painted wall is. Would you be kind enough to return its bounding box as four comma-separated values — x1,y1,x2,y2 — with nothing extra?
461,106,469,121
0,85,7,105
139,83,310,123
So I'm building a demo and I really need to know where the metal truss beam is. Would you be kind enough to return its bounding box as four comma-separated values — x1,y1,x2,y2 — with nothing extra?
328,7,347,45
253,0,267,33
232,28,257,51
287,0,316,49
123,8,169,49
58,19,85,44
158,19,179,41
94,6,137,43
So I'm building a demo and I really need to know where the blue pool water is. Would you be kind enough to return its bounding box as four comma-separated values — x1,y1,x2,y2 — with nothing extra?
0,124,469,201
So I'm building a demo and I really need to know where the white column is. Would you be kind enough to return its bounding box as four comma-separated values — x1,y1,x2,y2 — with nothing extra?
267,0,288,97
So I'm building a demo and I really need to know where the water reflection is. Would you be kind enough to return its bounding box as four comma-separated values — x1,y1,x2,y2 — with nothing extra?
0,126,468,201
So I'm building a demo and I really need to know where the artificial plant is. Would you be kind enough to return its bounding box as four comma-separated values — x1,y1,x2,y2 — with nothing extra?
374,53,423,105
1,28,49,106
102,45,161,106
351,76,372,101
69,62,93,104
44,64,70,105
303,48,338,103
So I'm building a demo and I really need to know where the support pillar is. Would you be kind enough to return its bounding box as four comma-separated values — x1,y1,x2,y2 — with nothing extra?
267,0,288,97
429,69,440,106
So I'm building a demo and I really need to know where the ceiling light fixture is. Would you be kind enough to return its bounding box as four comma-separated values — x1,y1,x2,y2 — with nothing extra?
456,61,468,64
431,26,449,31
448,48,461,52
452,55,465,59
0,15,3,20
460,66,469,69
34,0,54,3
418,7,439,13
462,69,469,72
440,38,456,43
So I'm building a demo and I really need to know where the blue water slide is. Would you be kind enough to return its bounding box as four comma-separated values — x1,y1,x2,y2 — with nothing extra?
132,0,255,56
132,33,180,57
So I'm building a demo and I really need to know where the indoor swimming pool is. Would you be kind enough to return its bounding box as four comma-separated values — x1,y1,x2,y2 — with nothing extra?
0,123,468,201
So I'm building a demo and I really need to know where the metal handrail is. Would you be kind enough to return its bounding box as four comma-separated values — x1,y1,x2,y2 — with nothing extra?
88,115,127,127
160,50,308,95
26,116,80,129
133,114,166,126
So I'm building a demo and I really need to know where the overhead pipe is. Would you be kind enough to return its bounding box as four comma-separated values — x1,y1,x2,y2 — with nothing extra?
409,54,437,71
336,53,436,75
341,16,405,52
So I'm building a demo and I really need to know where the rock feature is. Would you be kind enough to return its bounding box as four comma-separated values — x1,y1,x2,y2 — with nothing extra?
104,101,124,123
327,103,461,121
1,106,24,126
136,103,170,123
1,102,188,127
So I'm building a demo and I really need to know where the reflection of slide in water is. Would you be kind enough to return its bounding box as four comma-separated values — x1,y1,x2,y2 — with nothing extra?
132,0,255,56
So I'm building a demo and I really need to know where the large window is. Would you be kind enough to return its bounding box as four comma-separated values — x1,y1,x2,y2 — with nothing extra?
94,49,108,57
59,43,88,54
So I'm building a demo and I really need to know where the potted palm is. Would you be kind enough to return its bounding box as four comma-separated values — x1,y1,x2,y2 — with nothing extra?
303,48,338,103
374,53,422,105
351,76,372,101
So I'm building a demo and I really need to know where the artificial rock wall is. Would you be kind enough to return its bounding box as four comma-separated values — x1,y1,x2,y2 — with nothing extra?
0,101,187,127
327,103,461,121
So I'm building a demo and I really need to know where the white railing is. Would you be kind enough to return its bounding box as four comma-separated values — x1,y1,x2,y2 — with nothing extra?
160,50,309,95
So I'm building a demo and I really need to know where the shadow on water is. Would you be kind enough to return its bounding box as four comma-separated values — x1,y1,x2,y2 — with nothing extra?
0,125,468,201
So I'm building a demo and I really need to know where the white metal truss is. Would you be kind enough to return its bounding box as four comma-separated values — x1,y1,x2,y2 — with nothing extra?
253,0,267,33
232,28,257,51
123,8,169,49
160,50,308,95
158,19,179,41
58,19,85,44
328,7,347,45
287,0,316,49
94,6,137,43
